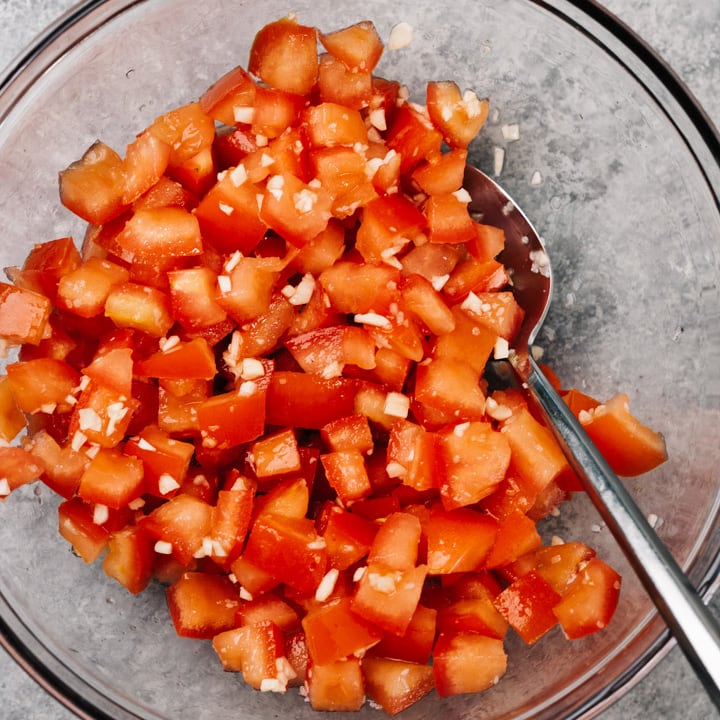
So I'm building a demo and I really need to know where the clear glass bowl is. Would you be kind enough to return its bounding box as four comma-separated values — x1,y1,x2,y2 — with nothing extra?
1,1,719,719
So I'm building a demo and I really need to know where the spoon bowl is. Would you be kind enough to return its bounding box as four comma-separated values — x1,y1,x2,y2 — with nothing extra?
463,164,720,710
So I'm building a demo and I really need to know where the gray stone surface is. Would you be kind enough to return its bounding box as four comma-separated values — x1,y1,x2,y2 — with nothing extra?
0,1,718,718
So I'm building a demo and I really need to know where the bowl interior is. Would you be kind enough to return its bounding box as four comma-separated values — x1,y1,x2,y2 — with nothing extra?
1,0,719,718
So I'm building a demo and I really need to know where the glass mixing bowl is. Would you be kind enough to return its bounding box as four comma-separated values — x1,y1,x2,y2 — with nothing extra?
1,1,719,718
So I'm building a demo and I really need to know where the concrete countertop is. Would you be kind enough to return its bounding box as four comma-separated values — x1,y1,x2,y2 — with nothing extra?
1,0,719,718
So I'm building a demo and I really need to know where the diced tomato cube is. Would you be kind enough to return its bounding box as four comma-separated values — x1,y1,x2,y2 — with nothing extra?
432,632,507,697
124,425,195,497
302,595,382,665
135,338,216,381
0,446,43,497
0,282,52,345
166,571,240,638
250,428,301,479
5,237,81,301
493,570,562,644
553,557,621,639
22,430,88,498
438,422,511,509
114,207,202,263
148,101,215,167
304,103,368,148
236,590,300,632
320,20,383,72
249,17,319,96
216,256,280,324
321,449,372,504
426,81,489,149
317,53,373,111
0,377,25,442
122,130,171,205
501,407,573,494
265,371,357,429
77,448,144,509
368,512,421,571
57,497,111,563
363,656,434,715
59,141,127,225
370,604,437,665
424,506,498,574
194,173,268,255
319,261,399,315
199,64,257,126
102,524,154,594
260,172,333,248
386,104,443,173
483,509,542,569
196,362,272,449
398,274,455,336
6,357,80,414
306,656,365,711
432,307,497,374
460,290,524,341
57,257,130,318
411,149,468,196
351,562,427,635
414,357,486,422
104,282,174,337
320,414,374,454
425,193,477,245
167,267,228,332
212,620,294,690
243,513,327,596
319,503,377,570
579,393,668,477
143,494,213,565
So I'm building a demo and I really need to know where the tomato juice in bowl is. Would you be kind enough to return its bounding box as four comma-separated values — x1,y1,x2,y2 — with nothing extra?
1,1,720,719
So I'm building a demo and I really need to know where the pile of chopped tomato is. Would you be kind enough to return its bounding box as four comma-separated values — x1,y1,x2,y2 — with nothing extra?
0,15,668,715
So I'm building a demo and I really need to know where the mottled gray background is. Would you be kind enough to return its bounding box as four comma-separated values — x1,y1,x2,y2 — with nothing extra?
0,0,719,718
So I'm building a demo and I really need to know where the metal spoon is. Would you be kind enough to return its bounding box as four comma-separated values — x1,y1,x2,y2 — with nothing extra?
463,164,720,708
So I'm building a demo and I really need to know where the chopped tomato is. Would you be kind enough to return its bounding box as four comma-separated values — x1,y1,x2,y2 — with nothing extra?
0,15,668,716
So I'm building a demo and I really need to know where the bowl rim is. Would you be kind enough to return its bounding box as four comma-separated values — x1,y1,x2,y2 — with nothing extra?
0,0,719,719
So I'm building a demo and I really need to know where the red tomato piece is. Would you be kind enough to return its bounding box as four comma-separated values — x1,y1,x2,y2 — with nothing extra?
302,595,382,664
303,103,368,148
249,17,319,96
414,357,486,422
6,357,80,414
250,428,302,479
460,290,525,341
213,621,291,689
318,503,377,570
483,510,542,569
122,130,171,205
242,513,328,596
114,207,202,263
148,101,215,167
579,393,668,477
166,571,240,639
432,632,507,697
319,261,400,315
59,141,127,225
0,282,52,345
77,448,144,509
196,362,272,449
0,377,25,442
57,497,110,563
104,282,174,337
386,104,443,174
199,64,257,126
317,53,373,111
426,81,489,149
260,172,333,248
363,656,435,716
167,267,229,332
553,557,621,638
0,446,43,497
370,604,437,665
135,337,216,381
306,656,365,712
265,371,357,430
493,570,562,644
321,449,372,504
57,257,130,318
368,512,421,571
424,506,498,574
102,524,154,594
143,494,213,565
320,21,383,72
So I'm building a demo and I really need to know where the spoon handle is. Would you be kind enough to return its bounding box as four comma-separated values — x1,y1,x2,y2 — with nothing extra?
523,354,720,709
